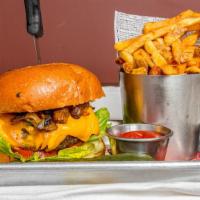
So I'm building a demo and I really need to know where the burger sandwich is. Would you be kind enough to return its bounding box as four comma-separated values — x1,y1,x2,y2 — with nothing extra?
0,63,109,162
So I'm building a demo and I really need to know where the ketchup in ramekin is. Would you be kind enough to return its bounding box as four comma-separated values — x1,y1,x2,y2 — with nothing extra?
119,130,160,139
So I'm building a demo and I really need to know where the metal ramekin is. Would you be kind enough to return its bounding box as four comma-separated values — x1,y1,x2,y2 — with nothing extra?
107,123,173,161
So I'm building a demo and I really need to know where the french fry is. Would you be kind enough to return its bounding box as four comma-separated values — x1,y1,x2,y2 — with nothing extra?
191,11,200,17
140,49,155,68
155,39,172,61
153,38,173,63
124,34,153,54
180,46,195,63
144,40,167,66
122,62,134,73
131,67,148,75
172,39,182,64
143,9,194,33
133,49,154,68
160,48,173,64
182,33,199,46
179,17,200,28
133,50,148,69
194,46,200,57
176,63,187,74
153,38,165,49
149,66,162,75
152,53,168,67
119,51,135,65
187,23,200,31
161,65,178,75
164,26,186,46
114,37,136,51
144,39,157,53
185,66,200,73
187,57,200,67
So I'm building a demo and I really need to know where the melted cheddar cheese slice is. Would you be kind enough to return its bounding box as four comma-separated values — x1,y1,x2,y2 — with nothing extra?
0,108,99,151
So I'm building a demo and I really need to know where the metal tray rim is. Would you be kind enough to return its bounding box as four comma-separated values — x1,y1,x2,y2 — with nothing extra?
1,160,200,170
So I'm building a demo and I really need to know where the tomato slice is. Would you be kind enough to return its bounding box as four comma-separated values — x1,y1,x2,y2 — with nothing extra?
14,147,57,159
14,148,34,159
119,131,160,139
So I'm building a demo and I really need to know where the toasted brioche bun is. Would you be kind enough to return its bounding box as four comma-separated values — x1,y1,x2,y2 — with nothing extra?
0,63,104,113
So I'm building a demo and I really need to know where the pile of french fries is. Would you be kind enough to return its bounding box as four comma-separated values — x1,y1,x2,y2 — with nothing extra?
115,10,200,75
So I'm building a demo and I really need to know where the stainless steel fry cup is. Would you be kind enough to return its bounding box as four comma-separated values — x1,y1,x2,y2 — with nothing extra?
107,123,173,161
120,72,200,160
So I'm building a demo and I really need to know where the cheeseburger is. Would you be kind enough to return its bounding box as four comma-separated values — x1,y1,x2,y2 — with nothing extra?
0,63,109,162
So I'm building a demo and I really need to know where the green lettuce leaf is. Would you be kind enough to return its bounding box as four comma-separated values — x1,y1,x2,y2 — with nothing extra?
32,141,97,161
88,107,110,142
58,142,94,158
0,134,29,162
0,134,16,157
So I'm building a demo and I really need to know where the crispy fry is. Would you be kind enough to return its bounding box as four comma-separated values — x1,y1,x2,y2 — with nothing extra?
164,26,186,46
187,23,200,31
143,10,194,33
161,65,178,75
194,46,200,57
122,62,134,73
172,39,182,64
144,39,157,53
130,67,148,75
153,38,173,63
152,53,168,67
187,57,200,67
179,17,200,27
133,49,154,68
160,48,173,64
144,40,167,66
140,49,155,67
185,66,200,73
182,33,199,46
176,63,187,74
153,38,165,49
180,46,195,63
114,37,136,51
153,38,171,53
172,38,195,64
149,66,162,75
119,51,135,65
133,50,148,69
124,34,153,54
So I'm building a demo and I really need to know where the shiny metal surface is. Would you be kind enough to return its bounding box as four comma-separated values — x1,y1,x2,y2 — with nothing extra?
33,37,41,64
120,72,200,160
107,124,172,160
0,161,200,186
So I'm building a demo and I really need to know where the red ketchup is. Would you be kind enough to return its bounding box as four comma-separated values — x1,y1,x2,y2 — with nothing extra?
119,130,160,139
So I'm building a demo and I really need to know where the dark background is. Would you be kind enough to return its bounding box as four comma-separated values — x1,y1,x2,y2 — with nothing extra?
0,0,199,84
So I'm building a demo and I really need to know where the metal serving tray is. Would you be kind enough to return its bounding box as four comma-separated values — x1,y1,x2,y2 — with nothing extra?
0,121,199,186
0,161,200,186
